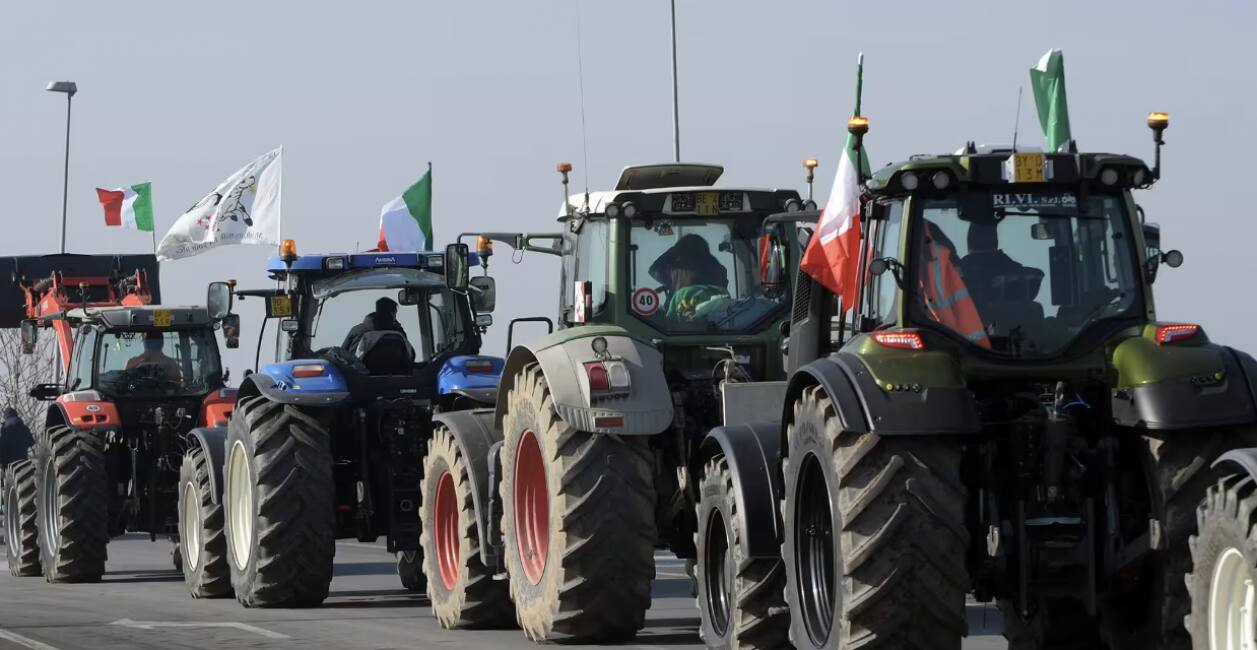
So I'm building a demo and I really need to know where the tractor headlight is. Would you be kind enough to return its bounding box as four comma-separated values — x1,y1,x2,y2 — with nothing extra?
324,257,346,270
622,201,638,218
590,336,608,355
605,203,622,218
1132,168,1148,187
803,199,818,210
931,171,952,190
783,198,803,212
899,172,920,191
1100,167,1120,186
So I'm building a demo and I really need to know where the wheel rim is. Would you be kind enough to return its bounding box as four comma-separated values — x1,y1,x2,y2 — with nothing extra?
1209,546,1257,650
41,463,60,556
6,484,19,551
226,441,254,572
434,469,460,589
181,481,202,571
794,452,836,647
513,429,549,585
703,507,734,638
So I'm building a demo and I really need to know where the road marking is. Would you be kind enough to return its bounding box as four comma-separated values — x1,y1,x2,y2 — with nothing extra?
110,619,290,639
0,629,63,650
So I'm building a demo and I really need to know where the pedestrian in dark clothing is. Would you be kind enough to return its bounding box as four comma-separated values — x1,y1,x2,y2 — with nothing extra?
1,407,35,467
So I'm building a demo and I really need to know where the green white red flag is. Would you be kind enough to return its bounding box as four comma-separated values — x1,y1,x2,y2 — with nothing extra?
97,182,154,232
800,53,870,312
378,165,433,252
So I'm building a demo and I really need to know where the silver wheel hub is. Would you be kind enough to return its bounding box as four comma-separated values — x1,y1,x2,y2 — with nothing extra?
226,441,255,572
1210,546,1257,650
180,481,202,571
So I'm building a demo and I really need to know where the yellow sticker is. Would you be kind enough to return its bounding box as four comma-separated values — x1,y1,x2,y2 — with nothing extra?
695,192,719,216
1011,152,1046,183
269,295,293,318
152,309,172,327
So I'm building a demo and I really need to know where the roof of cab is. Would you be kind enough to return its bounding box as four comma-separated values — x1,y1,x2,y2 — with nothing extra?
265,251,481,274
65,305,213,328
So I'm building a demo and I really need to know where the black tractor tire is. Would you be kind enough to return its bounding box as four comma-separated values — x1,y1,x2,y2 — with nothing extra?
397,551,425,592
224,395,335,607
34,425,109,583
1186,472,1257,650
695,456,789,649
1102,430,1257,650
499,363,657,642
420,424,513,628
781,385,969,650
4,459,42,577
178,445,232,598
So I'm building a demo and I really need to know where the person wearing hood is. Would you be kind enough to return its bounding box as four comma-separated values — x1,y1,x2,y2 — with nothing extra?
342,297,408,352
1,406,35,468
648,234,730,322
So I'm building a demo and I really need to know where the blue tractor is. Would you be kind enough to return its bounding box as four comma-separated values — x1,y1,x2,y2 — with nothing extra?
176,241,503,606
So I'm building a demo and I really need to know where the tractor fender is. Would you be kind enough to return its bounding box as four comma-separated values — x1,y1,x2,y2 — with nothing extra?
240,367,350,407
1110,346,1257,430
494,331,672,436
782,352,980,437
1212,448,1257,483
698,421,784,559
431,408,501,561
186,426,228,505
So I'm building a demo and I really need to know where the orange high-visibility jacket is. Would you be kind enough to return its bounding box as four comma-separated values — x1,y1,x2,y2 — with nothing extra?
919,222,991,348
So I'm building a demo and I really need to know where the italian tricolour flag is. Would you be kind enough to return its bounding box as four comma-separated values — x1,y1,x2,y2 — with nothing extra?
96,182,154,231
377,165,433,252
800,54,870,312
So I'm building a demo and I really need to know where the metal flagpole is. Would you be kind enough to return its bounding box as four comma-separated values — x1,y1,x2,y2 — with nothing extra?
670,0,680,162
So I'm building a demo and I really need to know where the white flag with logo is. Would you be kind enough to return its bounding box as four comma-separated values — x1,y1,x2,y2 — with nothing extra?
157,147,283,261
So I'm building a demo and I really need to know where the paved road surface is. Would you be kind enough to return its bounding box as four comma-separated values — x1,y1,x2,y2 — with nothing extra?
0,532,1008,649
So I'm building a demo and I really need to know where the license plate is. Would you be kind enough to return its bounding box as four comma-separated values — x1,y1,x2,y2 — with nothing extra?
695,192,719,215
1011,152,1046,183
268,295,293,318
152,309,172,327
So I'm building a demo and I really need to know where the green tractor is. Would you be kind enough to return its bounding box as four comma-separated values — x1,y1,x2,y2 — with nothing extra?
421,162,810,641
693,113,1257,650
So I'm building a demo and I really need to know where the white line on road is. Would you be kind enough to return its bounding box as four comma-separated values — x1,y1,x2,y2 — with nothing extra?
110,619,290,640
0,629,63,650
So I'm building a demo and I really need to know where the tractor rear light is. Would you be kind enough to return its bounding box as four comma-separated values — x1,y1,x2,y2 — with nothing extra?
279,239,298,262
585,361,610,392
79,415,92,423
594,416,624,429
1155,323,1201,344
94,414,106,422
323,256,346,270
292,364,328,378
585,360,630,395
464,358,495,373
872,331,925,350
606,361,630,390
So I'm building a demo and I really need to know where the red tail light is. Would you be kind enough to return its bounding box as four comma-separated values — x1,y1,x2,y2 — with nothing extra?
584,360,631,395
292,364,328,378
584,361,610,392
1155,323,1200,344
872,331,925,351
464,359,495,373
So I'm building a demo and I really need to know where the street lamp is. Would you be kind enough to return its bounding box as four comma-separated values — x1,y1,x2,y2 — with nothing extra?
46,81,77,254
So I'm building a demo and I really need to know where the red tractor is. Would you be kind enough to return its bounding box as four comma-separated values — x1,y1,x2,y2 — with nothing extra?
1,254,239,583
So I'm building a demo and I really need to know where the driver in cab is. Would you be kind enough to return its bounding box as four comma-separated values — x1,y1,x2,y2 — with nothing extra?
649,234,730,322
342,297,408,351
125,333,182,381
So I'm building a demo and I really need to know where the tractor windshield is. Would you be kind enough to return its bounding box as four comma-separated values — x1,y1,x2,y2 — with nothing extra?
909,189,1140,357
310,286,466,364
628,217,788,333
94,329,222,397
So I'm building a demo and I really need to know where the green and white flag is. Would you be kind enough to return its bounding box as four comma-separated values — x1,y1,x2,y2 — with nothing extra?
1030,49,1072,152
97,182,154,231
377,164,432,251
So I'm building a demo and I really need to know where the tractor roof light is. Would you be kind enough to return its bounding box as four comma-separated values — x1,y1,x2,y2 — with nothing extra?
476,235,494,259
279,239,298,262
1147,112,1169,142
932,170,952,190
783,198,803,212
605,202,622,218
1099,167,1121,186
847,116,869,137
622,201,638,218
872,330,925,350
899,172,920,192
1155,323,1200,344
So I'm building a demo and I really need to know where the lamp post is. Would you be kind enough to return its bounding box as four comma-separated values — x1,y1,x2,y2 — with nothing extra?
46,81,77,254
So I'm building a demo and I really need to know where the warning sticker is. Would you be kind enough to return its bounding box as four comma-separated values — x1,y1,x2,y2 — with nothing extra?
632,287,660,316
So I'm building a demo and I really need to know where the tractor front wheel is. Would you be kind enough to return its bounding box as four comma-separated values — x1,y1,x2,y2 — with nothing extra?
34,425,109,583
4,459,42,577
420,424,512,628
178,445,231,598
499,363,656,642
1187,472,1257,650
224,396,334,607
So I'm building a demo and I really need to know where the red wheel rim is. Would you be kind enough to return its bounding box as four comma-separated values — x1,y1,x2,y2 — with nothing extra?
514,429,549,585
434,470,460,589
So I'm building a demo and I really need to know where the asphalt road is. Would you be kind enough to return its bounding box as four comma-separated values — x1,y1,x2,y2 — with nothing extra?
0,532,1009,649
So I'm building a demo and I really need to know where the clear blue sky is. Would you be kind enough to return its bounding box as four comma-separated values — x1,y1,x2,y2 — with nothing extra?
3,0,1254,372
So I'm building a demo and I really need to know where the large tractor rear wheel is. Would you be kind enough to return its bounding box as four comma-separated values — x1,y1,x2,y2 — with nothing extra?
695,456,789,649
4,458,42,577
499,363,656,642
178,445,232,598
420,424,513,628
781,385,969,650
224,395,335,607
34,425,109,583
1186,472,1257,650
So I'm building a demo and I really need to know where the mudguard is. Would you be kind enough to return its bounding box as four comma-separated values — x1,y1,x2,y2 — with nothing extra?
1212,447,1257,482
186,427,228,505
699,421,784,559
782,352,980,437
242,362,350,406
432,408,501,563
494,325,672,435
1111,346,1257,430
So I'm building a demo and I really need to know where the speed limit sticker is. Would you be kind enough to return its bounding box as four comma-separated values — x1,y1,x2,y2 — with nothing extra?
632,287,660,316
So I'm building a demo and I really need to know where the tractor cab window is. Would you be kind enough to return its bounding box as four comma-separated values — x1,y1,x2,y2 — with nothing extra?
309,284,467,366
95,329,222,396
68,327,98,391
865,201,904,328
910,190,1138,357
628,216,788,332
560,219,609,321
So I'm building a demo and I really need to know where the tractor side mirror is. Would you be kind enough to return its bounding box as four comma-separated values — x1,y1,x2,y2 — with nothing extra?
1162,249,1184,268
469,275,496,313
868,258,890,276
19,319,38,354
28,383,61,401
207,281,234,320
759,235,785,288
397,288,423,306
445,243,470,292
221,313,241,349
